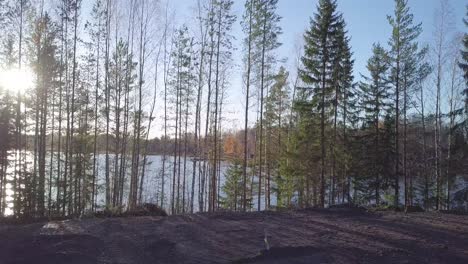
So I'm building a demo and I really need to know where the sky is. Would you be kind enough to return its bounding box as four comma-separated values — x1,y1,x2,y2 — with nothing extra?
48,0,468,137
201,0,466,136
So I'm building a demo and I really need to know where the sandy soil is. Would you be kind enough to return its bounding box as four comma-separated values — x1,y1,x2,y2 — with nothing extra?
0,208,467,264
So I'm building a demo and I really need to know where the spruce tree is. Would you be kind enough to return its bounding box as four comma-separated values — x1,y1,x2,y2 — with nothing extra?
221,160,244,210
264,67,289,206
329,23,354,205
460,6,468,114
358,43,391,205
387,0,425,208
299,0,347,208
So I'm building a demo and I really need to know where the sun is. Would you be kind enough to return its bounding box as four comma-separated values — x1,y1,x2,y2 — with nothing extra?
0,68,34,94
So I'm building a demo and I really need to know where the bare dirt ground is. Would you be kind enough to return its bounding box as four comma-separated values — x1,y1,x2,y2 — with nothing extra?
0,208,467,264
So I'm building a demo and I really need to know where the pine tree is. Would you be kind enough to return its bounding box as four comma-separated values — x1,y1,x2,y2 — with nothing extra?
387,0,425,208
68,0,81,215
29,12,60,216
210,0,235,212
191,0,208,214
241,0,255,212
252,0,281,211
161,3,171,210
169,26,195,214
87,0,106,212
109,39,136,209
0,88,15,215
0,36,16,69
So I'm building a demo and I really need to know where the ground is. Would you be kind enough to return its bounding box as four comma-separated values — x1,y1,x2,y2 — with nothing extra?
0,208,467,264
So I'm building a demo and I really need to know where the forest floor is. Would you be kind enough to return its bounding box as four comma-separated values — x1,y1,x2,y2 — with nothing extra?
0,208,467,264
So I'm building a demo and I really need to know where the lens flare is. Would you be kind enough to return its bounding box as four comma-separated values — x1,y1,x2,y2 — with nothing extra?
0,68,34,93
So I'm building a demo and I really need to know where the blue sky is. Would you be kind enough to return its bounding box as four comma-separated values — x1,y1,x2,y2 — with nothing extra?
275,0,466,79
77,0,467,136
214,0,466,131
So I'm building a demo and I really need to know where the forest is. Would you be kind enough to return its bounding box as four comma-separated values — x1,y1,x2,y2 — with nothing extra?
0,0,467,221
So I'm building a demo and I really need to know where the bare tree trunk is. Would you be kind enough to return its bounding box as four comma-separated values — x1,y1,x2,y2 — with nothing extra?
69,0,80,215
242,0,254,212
63,2,70,215
331,78,339,206
192,0,207,214
121,0,136,208
172,53,181,214
446,55,458,210
420,80,428,209
140,41,161,205
257,3,267,211
394,45,400,209
129,0,147,209
177,80,183,212
320,57,327,209
211,2,223,212
433,0,452,211
403,72,408,208
104,0,111,209
182,70,190,213
202,0,215,212
91,11,101,212
161,7,170,208
435,51,442,211
48,87,55,216
113,35,122,208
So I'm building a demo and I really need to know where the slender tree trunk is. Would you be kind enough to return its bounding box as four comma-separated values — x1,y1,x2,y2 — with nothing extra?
18,0,24,68
130,1,146,209
161,12,169,208
193,0,207,214
420,80,428,209
91,14,101,212
63,3,70,215
121,0,136,207
211,3,223,212
69,0,79,215
104,0,111,208
202,3,215,212
331,78,339,205
56,5,65,214
172,54,181,214
140,42,161,205
394,44,400,208
257,4,267,211
182,74,190,213
375,80,380,205
177,78,183,211
403,72,408,208
48,88,55,216
320,60,326,208
242,3,252,209
446,57,457,210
